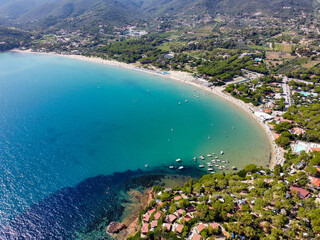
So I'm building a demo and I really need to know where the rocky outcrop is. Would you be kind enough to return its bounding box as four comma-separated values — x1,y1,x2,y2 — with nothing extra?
106,222,126,234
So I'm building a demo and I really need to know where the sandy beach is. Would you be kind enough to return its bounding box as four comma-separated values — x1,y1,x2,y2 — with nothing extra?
11,49,279,168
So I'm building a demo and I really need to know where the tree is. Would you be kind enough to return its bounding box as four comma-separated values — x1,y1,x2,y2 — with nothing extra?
275,136,290,148
244,164,258,173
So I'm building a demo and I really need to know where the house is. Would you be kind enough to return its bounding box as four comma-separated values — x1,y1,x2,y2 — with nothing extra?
264,109,272,114
154,212,161,220
192,233,202,240
296,161,306,170
163,223,172,232
280,119,293,124
186,205,196,212
291,128,306,135
177,209,186,217
289,186,311,199
151,220,158,228
143,213,151,222
311,148,320,152
209,223,219,230
183,214,193,222
167,214,177,223
311,177,320,188
274,134,281,140
148,207,156,215
196,223,206,234
142,223,149,235
174,196,182,201
175,224,184,234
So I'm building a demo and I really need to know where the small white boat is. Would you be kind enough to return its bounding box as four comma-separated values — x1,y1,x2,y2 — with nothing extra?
207,163,213,167
222,160,225,163
212,160,216,162
193,157,197,161
207,154,212,157
178,102,181,105
211,171,215,173
199,165,204,168
219,166,223,170
185,99,188,102
145,164,148,168
217,159,221,162
208,168,213,171
200,156,205,160
215,164,219,167
169,166,174,169
178,166,184,170
215,157,218,159
221,151,224,155
176,158,181,162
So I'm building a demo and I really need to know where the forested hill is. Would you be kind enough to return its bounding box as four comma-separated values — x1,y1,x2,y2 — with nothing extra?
0,0,317,30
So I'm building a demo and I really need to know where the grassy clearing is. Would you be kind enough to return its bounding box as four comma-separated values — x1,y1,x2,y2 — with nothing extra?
158,41,187,52
273,43,296,53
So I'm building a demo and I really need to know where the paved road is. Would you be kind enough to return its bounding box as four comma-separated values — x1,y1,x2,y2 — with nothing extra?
282,77,292,109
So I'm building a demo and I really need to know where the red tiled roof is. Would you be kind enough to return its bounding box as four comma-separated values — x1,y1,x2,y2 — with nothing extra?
142,223,149,234
167,214,177,223
151,220,158,228
176,224,184,234
292,128,305,135
192,233,202,240
154,212,161,220
290,186,311,199
174,196,182,201
280,119,293,123
183,214,192,222
163,223,171,232
148,207,156,215
143,213,150,222
311,148,320,152
177,209,185,216
209,223,219,229
196,224,206,233
311,177,320,187
274,134,281,140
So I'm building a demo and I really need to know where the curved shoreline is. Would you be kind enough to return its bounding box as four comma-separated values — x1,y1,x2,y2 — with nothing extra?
10,49,278,168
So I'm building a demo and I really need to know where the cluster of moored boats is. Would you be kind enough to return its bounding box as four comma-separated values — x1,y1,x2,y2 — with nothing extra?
168,150,237,173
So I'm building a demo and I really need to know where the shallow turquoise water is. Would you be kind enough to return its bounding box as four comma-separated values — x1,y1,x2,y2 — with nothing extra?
0,52,271,238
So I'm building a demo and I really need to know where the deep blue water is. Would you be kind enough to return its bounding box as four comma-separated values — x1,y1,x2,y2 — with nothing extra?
0,52,271,239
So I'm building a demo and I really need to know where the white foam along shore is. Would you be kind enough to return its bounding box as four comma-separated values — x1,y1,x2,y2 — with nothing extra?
11,49,278,168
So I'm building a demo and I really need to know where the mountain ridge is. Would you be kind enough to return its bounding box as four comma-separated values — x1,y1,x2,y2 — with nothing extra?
0,0,317,29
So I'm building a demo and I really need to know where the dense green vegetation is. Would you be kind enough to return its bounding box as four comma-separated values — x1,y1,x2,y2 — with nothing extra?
198,53,268,82
132,159,320,240
0,27,32,51
225,76,282,106
281,104,320,143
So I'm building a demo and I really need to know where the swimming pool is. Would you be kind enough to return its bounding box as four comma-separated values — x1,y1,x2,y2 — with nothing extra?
295,144,307,153
299,91,318,97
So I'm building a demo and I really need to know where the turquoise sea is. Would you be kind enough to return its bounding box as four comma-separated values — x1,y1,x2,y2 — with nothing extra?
0,52,271,238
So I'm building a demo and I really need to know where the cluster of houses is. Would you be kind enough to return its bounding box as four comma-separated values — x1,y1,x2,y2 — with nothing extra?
137,163,320,239
140,192,224,239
